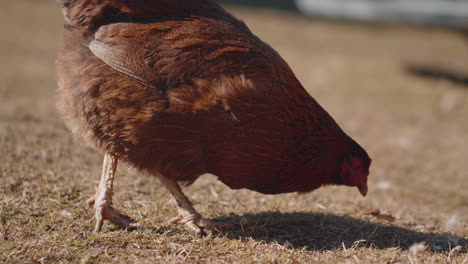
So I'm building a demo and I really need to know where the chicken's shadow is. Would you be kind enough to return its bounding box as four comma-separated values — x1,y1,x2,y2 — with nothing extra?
213,212,467,252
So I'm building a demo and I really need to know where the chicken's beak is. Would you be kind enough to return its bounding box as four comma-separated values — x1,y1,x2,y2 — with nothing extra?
357,182,368,197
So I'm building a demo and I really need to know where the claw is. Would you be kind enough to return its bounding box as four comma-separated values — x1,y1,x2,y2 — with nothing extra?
93,204,143,233
86,194,96,206
161,214,236,235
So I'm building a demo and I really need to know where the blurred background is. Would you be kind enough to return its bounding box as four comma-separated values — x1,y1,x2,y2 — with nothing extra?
222,0,468,28
0,0,467,262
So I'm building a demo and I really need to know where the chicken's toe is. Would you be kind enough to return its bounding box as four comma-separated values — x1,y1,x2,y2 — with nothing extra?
86,194,96,206
93,205,143,233
197,218,238,232
161,215,236,235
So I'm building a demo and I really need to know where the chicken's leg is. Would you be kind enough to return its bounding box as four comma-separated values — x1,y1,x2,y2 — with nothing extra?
157,175,234,236
87,153,141,233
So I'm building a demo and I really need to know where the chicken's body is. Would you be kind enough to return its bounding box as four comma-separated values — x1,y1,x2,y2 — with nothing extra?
57,0,371,234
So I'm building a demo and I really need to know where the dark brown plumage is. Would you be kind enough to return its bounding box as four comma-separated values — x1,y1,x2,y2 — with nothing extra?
56,0,371,234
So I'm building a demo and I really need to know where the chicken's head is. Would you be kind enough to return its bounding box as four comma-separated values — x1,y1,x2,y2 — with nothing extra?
339,154,372,197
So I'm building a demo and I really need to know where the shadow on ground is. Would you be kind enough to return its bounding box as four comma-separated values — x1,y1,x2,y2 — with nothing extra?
405,64,468,87
213,212,467,252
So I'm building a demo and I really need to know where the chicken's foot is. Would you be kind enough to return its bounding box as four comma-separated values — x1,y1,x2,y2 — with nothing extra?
87,153,142,233
157,175,236,236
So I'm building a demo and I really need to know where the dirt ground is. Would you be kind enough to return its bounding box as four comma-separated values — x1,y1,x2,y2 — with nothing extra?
1,1,467,263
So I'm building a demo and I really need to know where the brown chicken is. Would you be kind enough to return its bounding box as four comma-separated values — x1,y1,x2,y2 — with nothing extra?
56,0,371,235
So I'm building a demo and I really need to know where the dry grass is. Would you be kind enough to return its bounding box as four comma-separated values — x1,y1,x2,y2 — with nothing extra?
1,1,467,263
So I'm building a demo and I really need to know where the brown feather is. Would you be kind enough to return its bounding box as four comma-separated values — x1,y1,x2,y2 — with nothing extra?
57,0,370,195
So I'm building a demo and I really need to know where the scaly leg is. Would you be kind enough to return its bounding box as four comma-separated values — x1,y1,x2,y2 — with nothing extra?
157,174,235,236
87,153,142,233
